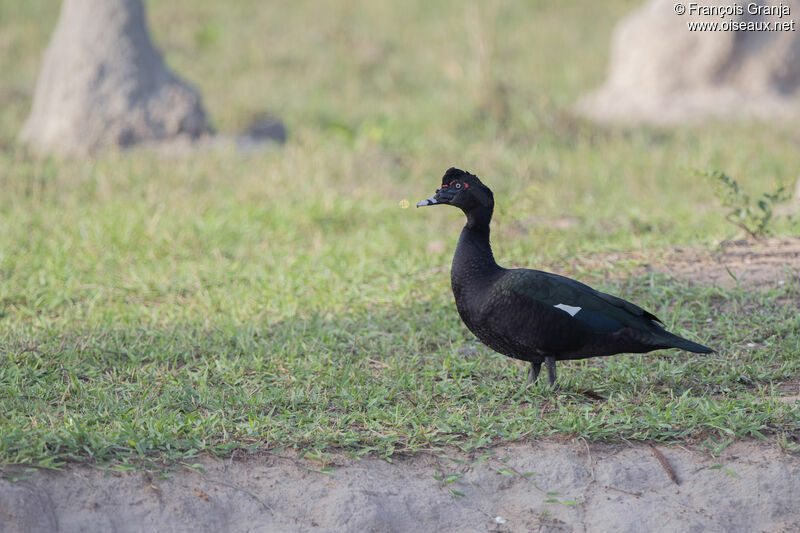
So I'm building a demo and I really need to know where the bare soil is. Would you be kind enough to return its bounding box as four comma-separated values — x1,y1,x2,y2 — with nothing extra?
655,237,800,290
2,440,799,533
2,239,798,533
602,237,800,290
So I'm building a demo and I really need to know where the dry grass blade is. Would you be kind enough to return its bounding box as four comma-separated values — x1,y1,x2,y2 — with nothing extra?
649,444,679,485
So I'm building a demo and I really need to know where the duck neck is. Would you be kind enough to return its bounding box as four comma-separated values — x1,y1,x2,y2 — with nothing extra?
453,205,500,277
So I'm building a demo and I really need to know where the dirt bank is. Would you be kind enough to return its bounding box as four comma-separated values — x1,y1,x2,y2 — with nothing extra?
2,439,799,533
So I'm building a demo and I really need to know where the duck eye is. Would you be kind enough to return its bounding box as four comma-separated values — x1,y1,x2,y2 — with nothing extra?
455,183,462,189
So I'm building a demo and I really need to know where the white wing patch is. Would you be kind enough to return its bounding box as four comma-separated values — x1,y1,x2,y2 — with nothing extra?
554,303,582,317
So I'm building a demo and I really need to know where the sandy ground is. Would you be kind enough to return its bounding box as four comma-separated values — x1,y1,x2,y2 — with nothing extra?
661,237,800,289
597,237,800,291
2,238,798,533
2,440,799,533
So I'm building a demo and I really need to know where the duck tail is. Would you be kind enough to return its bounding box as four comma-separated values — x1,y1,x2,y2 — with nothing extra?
656,330,715,354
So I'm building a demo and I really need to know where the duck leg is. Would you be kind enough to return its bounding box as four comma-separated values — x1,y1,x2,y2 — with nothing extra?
545,356,557,387
526,361,541,387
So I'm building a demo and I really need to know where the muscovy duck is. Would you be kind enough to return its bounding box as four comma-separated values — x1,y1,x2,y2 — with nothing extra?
417,167,713,387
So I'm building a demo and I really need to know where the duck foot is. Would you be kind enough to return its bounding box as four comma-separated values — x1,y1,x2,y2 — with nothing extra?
526,361,541,387
545,356,557,387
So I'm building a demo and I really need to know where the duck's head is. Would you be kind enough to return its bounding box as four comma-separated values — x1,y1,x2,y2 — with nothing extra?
416,167,493,212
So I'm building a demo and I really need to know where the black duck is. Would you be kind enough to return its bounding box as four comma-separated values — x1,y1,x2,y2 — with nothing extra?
417,167,713,387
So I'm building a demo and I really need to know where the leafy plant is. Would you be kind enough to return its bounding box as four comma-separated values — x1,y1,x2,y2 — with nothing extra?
701,170,791,239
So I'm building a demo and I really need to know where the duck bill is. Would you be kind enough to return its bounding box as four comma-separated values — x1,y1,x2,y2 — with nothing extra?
416,197,439,207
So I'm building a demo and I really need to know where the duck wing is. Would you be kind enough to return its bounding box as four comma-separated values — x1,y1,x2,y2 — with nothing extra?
489,269,712,355
493,269,662,335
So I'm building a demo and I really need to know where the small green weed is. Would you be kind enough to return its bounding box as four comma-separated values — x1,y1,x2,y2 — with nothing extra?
777,433,800,454
701,170,791,239
708,464,741,479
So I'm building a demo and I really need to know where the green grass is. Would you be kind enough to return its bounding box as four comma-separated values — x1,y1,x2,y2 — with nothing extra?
0,0,799,467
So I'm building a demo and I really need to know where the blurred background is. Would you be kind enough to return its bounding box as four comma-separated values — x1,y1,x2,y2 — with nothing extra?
0,0,797,327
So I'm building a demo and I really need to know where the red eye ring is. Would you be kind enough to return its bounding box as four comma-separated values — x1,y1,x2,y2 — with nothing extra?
439,179,467,190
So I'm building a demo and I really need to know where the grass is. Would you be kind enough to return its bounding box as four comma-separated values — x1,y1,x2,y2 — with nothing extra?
0,0,799,468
